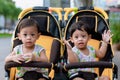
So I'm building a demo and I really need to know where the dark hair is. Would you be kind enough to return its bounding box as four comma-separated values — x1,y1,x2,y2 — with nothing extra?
69,21,91,37
18,18,39,33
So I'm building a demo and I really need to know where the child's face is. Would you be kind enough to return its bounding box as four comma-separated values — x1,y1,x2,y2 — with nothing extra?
71,29,91,49
18,26,40,48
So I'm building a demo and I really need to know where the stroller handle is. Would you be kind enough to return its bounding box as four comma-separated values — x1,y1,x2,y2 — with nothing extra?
64,61,114,71
64,7,108,21
64,8,78,20
18,7,63,21
94,7,108,19
18,7,32,19
49,7,63,21
5,61,52,70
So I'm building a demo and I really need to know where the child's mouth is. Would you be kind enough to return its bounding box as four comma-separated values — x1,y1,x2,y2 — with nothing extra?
78,43,84,45
26,42,32,44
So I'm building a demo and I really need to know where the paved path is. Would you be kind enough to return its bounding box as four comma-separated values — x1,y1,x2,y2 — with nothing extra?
0,38,11,80
113,50,120,79
0,38,120,80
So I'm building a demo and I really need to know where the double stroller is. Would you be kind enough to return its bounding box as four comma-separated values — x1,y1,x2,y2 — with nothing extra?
5,6,118,80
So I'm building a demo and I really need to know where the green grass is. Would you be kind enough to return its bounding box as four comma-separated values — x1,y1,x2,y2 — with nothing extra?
0,33,12,38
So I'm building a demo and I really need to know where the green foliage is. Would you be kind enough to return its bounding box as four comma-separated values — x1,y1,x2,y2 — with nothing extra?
0,0,22,20
0,0,5,14
110,12,120,43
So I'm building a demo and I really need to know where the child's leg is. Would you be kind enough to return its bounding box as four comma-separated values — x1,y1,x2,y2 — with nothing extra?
73,77,85,80
38,78,46,80
18,78,24,80
98,76,110,80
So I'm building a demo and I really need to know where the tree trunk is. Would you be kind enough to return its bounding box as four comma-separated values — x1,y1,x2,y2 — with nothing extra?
4,16,7,30
73,0,93,7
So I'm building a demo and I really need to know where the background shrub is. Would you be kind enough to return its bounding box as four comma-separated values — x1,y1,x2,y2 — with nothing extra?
109,12,120,44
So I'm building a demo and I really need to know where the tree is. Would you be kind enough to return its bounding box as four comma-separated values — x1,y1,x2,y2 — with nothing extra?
0,0,5,14
0,0,22,29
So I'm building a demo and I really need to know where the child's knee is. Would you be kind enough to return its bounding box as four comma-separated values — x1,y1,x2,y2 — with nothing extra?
18,78,24,80
98,76,110,80
38,78,46,80
73,77,85,80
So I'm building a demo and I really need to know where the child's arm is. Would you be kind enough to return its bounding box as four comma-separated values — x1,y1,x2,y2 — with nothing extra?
5,51,24,64
38,49,48,62
64,39,79,63
96,30,113,58
5,47,48,63
23,49,48,63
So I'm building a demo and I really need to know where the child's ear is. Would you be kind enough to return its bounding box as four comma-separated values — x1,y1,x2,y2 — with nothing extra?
88,34,91,40
37,33,41,39
17,33,21,40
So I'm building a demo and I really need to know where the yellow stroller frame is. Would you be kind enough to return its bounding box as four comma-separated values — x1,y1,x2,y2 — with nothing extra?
5,6,118,80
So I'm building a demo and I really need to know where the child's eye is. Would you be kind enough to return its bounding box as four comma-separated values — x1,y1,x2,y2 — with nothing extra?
23,34,27,36
31,34,35,36
82,35,86,38
75,36,78,39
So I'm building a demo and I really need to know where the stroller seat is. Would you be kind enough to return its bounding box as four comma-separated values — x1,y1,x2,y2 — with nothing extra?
5,6,63,80
62,7,118,80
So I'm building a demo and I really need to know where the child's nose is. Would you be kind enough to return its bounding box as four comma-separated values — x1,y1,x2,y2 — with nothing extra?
26,35,31,39
78,37,82,40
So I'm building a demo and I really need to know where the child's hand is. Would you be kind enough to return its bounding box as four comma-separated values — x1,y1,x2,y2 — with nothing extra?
102,30,113,44
12,54,24,64
63,39,72,50
23,53,34,63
